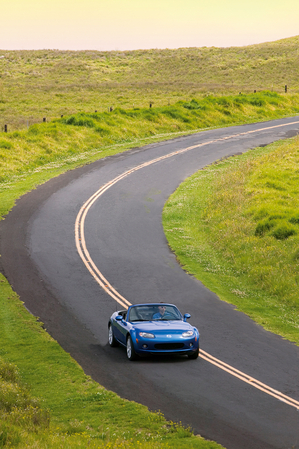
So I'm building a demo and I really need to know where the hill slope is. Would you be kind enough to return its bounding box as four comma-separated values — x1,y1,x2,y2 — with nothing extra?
1,35,299,129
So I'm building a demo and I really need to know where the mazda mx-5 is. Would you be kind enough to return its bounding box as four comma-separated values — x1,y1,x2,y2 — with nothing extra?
108,303,200,360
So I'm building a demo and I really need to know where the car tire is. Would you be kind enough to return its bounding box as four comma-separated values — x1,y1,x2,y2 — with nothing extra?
188,346,200,360
126,335,137,361
108,323,119,347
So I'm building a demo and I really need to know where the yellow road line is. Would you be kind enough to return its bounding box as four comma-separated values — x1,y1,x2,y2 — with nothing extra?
75,119,299,410
200,350,299,409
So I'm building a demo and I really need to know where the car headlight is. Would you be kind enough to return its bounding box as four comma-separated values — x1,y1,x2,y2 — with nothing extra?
182,330,194,338
139,332,155,339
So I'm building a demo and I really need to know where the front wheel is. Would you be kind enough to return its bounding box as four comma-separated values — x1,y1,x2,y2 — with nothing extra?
108,324,119,347
126,335,137,361
188,346,200,360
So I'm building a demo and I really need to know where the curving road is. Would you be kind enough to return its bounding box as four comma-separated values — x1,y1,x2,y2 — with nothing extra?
1,118,299,449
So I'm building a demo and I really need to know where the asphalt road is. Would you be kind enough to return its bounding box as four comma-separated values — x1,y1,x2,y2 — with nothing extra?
1,118,299,449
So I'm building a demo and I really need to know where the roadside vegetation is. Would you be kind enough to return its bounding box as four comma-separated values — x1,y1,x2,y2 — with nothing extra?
0,276,222,448
163,136,299,344
2,91,299,220
1,35,299,130
1,36,299,447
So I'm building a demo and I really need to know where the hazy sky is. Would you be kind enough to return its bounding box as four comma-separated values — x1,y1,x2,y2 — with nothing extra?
1,0,299,51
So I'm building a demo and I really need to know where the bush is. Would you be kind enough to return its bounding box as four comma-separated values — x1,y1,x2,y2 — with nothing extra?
143,111,161,122
182,99,207,111
161,107,190,122
64,115,96,128
271,223,297,240
95,125,111,135
0,140,13,149
255,218,276,236
289,214,299,224
249,97,266,107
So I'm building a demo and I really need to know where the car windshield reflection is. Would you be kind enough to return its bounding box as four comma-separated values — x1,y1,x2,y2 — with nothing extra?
128,305,182,322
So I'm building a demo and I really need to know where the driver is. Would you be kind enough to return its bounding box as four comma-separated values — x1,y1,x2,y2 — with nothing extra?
152,304,171,319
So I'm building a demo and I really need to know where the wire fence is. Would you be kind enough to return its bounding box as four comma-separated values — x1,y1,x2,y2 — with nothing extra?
1,86,297,133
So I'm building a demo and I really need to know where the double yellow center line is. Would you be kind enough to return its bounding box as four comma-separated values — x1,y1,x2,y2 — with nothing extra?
201,351,299,409
75,120,299,410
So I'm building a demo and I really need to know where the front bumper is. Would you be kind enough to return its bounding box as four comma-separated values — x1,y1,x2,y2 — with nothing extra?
134,335,199,356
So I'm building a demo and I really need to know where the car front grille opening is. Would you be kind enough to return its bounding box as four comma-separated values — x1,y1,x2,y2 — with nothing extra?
154,343,185,350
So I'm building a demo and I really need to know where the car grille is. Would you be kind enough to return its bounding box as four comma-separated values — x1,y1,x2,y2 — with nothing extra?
154,343,185,350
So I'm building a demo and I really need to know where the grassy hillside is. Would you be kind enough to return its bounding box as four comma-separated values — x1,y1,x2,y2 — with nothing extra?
1,91,299,447
1,36,299,447
1,35,299,130
163,136,299,344
1,91,299,205
0,278,222,448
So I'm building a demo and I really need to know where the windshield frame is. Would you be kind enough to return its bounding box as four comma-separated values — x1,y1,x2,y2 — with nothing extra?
128,304,182,323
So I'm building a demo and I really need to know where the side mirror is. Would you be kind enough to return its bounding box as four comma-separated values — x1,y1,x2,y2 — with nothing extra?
115,315,123,321
184,313,191,322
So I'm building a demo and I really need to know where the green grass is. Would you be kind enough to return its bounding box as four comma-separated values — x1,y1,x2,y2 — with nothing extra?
0,276,222,449
1,91,299,212
1,95,298,446
1,36,299,446
163,136,299,344
1,35,299,130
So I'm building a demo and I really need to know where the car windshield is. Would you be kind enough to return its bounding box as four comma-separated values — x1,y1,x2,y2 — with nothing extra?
128,305,182,322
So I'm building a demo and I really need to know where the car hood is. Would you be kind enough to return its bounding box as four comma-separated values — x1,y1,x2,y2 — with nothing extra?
133,321,194,332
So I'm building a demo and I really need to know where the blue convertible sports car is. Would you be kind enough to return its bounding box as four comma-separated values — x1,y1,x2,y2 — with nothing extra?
108,303,200,361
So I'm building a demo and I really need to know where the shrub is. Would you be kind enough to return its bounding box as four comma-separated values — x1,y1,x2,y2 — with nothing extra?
264,180,286,191
64,115,96,128
0,140,13,149
143,111,160,122
255,218,276,236
249,97,266,107
95,125,111,135
289,214,299,224
161,108,185,120
271,223,297,240
182,99,207,111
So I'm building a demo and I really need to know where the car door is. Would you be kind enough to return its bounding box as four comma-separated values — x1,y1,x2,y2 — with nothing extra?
113,313,128,344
